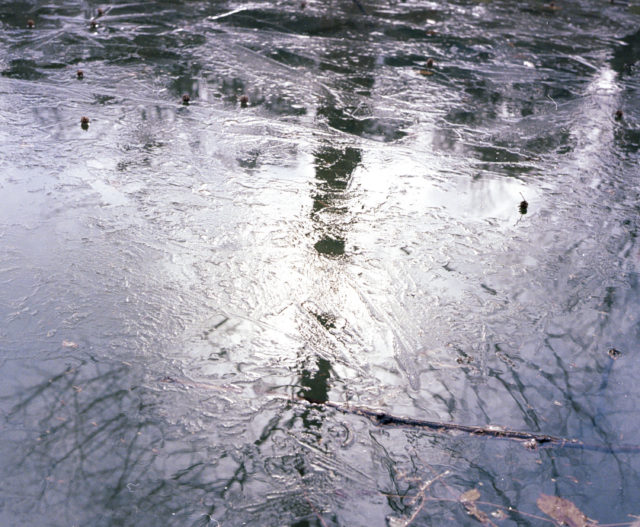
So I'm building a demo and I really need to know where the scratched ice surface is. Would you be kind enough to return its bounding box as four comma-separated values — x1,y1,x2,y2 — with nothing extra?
1,0,639,525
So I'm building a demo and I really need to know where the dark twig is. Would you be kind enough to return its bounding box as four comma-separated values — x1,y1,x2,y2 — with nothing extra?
298,398,640,454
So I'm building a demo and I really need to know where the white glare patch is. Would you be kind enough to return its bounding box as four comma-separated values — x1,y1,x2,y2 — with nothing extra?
586,67,618,96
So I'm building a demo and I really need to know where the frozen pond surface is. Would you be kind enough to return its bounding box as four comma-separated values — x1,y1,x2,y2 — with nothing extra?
1,0,640,525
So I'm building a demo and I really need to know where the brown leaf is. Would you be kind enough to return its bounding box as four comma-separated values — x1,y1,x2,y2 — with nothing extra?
460,489,491,525
536,494,595,527
460,488,481,503
463,502,491,525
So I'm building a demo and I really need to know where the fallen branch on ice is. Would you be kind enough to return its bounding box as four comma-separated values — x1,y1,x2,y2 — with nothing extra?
296,397,640,454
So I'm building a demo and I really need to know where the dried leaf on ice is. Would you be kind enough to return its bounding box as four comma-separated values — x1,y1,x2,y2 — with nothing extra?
463,502,491,525
536,494,596,527
460,488,481,503
460,488,490,525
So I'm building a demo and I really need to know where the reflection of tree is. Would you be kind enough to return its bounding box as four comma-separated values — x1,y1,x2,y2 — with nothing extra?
314,43,407,141
299,358,332,405
611,28,640,74
0,360,246,526
11,355,628,527
298,358,332,432
311,146,361,258
292,145,362,435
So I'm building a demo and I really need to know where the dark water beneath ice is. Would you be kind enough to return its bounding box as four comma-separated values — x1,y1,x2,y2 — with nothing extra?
1,0,640,525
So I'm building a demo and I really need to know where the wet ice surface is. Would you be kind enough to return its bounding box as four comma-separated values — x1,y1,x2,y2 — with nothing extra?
1,0,640,525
